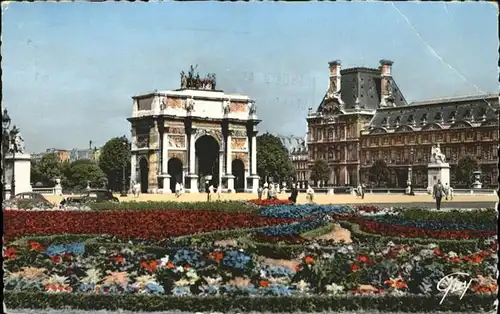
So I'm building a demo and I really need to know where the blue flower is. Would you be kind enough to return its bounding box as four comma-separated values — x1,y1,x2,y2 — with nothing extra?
221,250,252,270
78,283,95,292
145,282,165,295
172,249,205,268
45,242,85,256
172,286,191,296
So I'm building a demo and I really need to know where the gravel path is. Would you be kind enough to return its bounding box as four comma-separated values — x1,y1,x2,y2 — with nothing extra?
6,310,490,314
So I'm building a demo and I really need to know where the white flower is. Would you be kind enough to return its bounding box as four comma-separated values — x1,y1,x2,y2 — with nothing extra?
294,280,310,292
448,251,458,258
175,266,185,273
186,269,200,284
268,276,290,285
203,276,223,286
412,255,422,262
386,241,396,247
419,249,434,258
174,278,190,287
42,274,69,286
159,255,170,267
98,247,107,255
427,243,438,249
121,248,134,256
325,282,344,295
80,268,102,284
134,275,156,290
259,269,267,278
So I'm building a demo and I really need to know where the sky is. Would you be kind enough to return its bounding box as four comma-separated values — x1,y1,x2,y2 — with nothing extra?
2,1,498,153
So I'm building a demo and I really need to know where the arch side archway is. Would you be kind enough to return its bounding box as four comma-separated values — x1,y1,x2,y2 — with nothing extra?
195,135,220,191
232,159,245,192
168,157,183,192
139,157,149,193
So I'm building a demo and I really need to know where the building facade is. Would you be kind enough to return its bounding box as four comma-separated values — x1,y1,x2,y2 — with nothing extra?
276,135,309,185
128,68,260,194
306,59,499,188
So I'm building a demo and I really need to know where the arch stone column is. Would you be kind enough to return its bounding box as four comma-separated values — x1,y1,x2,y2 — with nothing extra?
160,131,171,193
187,128,199,193
222,130,235,193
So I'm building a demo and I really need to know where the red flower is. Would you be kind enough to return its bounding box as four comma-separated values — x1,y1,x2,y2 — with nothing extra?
351,263,361,272
357,255,370,263
248,199,293,206
50,255,61,264
110,255,125,264
28,241,44,252
140,260,158,273
166,262,175,269
304,256,314,264
4,247,17,259
259,280,269,287
208,251,224,263
183,264,190,270
295,265,302,272
433,248,443,256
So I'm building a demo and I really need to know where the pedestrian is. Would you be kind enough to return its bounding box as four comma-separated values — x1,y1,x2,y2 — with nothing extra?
207,183,214,202
448,185,454,201
263,182,269,199
432,179,446,210
356,183,362,199
288,183,299,203
361,182,366,199
216,184,221,200
306,185,315,203
257,185,263,200
175,182,181,198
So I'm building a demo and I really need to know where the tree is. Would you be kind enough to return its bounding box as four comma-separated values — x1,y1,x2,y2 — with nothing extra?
256,133,295,183
455,156,479,186
98,136,131,191
66,160,106,190
310,160,331,185
368,159,390,187
30,160,43,185
34,153,62,186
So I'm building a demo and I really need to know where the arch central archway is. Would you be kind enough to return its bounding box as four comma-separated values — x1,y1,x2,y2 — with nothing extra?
195,135,220,191
139,158,149,193
232,159,245,192
168,157,183,192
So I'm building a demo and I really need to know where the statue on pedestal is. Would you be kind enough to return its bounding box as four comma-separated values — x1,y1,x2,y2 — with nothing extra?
9,129,25,154
430,143,446,164
180,71,187,89
222,98,231,115
248,100,257,115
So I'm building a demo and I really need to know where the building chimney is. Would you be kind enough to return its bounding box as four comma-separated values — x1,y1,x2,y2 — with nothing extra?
379,59,394,107
328,60,341,94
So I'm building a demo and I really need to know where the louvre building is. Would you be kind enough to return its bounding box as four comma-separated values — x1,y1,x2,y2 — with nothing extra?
302,60,499,188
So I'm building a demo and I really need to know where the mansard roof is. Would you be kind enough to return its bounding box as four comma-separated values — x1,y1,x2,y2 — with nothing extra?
316,67,408,114
275,134,308,154
368,93,499,131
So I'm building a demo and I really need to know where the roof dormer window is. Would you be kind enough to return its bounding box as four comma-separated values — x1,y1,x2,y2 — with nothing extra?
449,111,456,123
435,112,443,123
394,116,401,127
420,113,428,125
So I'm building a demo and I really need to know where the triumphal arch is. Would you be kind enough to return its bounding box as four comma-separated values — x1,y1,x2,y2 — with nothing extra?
127,66,260,193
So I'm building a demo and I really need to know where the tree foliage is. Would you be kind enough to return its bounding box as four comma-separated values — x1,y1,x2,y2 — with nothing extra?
455,156,479,186
66,160,106,190
98,136,131,191
256,133,295,182
31,153,62,186
368,159,390,187
310,160,331,184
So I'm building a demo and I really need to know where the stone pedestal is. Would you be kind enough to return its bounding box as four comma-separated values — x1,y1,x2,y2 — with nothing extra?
54,179,63,196
159,174,172,194
4,153,32,196
187,174,199,193
222,174,235,193
472,171,482,189
427,162,450,191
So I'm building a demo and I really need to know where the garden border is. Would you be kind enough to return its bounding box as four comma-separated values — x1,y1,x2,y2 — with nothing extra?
3,292,496,312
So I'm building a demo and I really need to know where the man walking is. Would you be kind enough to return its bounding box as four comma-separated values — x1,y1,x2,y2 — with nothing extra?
432,179,446,210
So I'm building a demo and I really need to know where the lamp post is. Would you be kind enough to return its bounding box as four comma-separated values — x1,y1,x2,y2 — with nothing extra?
120,138,128,197
8,126,19,198
2,108,12,200
407,147,415,195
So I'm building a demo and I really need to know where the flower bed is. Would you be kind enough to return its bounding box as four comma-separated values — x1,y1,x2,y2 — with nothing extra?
356,219,496,239
3,210,296,241
3,236,497,312
259,204,357,219
248,199,293,206
362,215,498,231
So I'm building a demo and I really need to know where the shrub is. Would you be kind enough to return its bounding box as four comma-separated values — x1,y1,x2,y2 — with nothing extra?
88,200,258,212
248,199,292,206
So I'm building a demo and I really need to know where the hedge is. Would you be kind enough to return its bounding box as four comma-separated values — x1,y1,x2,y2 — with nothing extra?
88,200,257,212
394,207,497,225
4,292,495,312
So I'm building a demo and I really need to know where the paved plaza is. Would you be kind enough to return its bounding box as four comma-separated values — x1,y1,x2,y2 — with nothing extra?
45,193,497,208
